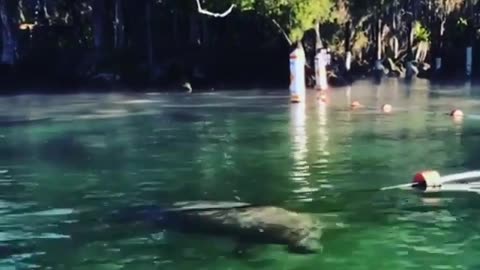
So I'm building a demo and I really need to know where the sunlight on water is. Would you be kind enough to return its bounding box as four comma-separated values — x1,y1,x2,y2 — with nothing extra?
316,101,330,178
290,102,318,202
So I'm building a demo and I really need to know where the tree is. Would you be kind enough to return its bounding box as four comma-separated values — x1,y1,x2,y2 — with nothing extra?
229,0,334,46
0,0,19,65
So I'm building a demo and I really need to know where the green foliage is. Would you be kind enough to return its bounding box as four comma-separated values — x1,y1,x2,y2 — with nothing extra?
456,16,468,33
232,0,334,43
413,21,430,42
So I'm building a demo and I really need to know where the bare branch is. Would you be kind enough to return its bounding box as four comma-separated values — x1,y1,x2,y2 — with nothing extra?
271,19,292,45
196,0,235,18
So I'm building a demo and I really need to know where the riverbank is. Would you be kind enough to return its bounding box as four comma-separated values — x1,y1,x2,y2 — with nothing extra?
0,52,478,95
0,74,478,96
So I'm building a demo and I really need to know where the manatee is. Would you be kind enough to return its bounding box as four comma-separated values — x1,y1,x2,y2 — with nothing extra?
111,201,323,254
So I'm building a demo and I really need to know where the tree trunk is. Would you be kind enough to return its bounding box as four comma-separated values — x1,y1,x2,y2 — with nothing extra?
92,0,106,52
405,14,416,78
173,9,179,46
201,15,209,48
431,17,444,71
113,0,125,50
344,21,352,71
315,21,322,51
406,18,413,61
392,0,399,59
466,18,474,76
42,0,50,22
0,0,17,65
376,18,382,61
34,0,49,25
145,0,153,74
189,12,200,46
407,0,415,61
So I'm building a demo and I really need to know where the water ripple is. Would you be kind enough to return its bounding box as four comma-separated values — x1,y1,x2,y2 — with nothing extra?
0,231,70,241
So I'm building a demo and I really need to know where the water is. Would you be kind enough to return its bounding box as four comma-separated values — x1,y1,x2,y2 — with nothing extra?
2,79,480,269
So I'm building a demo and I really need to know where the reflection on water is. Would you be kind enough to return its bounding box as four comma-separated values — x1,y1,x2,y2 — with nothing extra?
1,80,480,268
289,102,316,201
316,101,330,188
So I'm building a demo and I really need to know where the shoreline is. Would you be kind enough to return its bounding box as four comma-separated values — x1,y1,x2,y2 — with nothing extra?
0,75,478,97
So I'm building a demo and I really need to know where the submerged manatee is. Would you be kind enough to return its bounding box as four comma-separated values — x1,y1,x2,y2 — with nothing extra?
112,201,323,254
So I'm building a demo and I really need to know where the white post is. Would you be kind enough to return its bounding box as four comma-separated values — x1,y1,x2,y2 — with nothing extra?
466,46,473,77
345,51,352,71
289,47,306,103
315,49,328,91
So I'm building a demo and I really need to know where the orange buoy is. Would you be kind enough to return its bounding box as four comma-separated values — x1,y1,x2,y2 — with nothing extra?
318,91,327,102
381,104,392,113
351,101,362,109
412,170,441,188
291,95,301,103
450,109,464,118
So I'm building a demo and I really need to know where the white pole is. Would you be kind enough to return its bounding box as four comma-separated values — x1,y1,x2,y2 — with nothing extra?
290,47,306,103
345,51,352,71
315,49,328,91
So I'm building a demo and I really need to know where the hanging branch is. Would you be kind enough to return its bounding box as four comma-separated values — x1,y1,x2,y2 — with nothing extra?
271,18,292,45
195,0,235,18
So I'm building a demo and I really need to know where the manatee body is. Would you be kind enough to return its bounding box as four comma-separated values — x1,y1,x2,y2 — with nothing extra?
116,201,322,254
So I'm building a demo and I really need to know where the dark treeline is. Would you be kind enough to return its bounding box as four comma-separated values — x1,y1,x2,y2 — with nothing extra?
0,0,479,91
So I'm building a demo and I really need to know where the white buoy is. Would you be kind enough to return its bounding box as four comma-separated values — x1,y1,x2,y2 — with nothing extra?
466,46,473,77
290,47,306,103
314,50,328,91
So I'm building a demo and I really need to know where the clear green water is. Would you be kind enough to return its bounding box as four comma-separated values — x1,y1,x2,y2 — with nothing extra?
2,79,480,269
